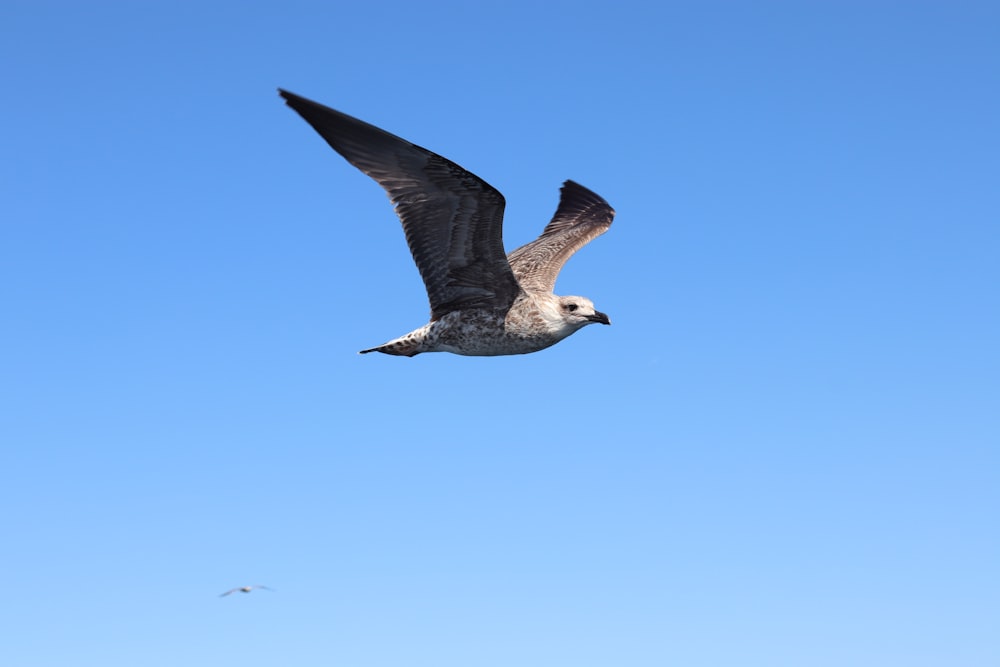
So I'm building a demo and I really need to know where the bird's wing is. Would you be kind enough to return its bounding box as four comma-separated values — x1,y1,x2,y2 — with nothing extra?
280,90,522,320
219,589,237,597
506,181,615,294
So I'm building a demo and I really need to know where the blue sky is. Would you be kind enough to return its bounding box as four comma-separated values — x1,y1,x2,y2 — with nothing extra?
2,1,998,665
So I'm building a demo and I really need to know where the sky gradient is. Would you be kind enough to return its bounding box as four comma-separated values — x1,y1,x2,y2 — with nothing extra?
2,2,998,666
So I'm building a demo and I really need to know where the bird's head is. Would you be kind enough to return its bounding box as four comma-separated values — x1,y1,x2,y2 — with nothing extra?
557,296,610,329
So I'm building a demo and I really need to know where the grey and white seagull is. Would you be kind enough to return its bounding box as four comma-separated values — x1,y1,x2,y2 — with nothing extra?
219,585,273,597
279,89,615,357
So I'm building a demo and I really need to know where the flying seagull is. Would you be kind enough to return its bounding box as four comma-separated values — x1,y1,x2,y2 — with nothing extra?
219,585,273,597
278,89,615,357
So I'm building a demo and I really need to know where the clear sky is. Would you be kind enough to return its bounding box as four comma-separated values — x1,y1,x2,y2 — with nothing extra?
2,1,998,665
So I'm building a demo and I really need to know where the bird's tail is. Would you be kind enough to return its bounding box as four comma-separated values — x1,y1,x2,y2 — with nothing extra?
359,340,422,357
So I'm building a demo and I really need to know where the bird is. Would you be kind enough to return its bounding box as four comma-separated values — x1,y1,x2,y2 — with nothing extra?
219,585,273,597
278,89,615,357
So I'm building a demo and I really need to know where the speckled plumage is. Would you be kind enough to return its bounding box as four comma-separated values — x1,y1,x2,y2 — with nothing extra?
279,90,615,357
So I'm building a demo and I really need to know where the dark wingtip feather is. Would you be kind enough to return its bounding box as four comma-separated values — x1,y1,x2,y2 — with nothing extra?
560,180,616,218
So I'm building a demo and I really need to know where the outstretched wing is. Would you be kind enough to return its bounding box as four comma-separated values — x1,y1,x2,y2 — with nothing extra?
506,180,615,294
279,90,522,320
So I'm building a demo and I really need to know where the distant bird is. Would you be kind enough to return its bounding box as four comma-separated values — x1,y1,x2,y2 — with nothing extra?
279,89,615,357
219,585,273,597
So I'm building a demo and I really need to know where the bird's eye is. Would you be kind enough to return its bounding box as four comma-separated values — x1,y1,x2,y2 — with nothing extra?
566,304,578,312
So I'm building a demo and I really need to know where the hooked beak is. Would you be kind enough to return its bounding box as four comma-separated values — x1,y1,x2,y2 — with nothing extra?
588,310,611,325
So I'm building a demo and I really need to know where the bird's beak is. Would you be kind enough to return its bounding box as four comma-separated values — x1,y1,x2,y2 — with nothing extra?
589,311,611,325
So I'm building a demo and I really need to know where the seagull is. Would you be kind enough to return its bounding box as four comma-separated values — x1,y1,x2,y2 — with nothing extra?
219,585,273,597
279,89,615,357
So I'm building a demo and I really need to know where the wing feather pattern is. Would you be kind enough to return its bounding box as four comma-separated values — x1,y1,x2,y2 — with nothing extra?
506,180,615,294
279,89,522,319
